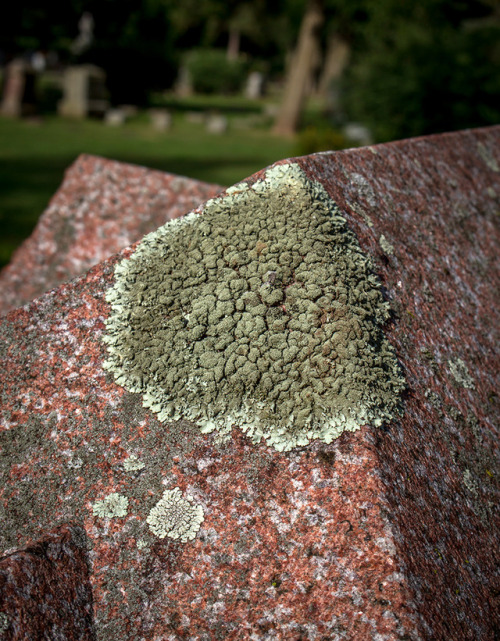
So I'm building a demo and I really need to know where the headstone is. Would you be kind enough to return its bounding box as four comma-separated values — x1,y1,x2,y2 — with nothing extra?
245,71,264,99
105,107,126,126
263,102,280,118
185,110,205,124
343,122,373,146
31,51,46,73
206,113,228,134
58,65,108,119
0,127,499,640
149,108,172,131
0,59,37,117
119,104,138,118
0,155,223,314
175,64,193,97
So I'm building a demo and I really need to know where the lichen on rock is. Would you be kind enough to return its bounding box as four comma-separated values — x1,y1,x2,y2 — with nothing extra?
146,487,204,541
448,357,475,389
103,163,405,451
123,454,145,472
92,492,129,518
0,613,8,634
379,234,394,255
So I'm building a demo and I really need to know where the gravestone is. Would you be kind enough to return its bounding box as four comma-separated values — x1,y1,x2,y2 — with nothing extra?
343,122,373,146
149,108,172,131
245,71,265,99
0,127,498,641
0,59,37,117
175,64,193,97
185,110,205,124
104,108,126,126
0,155,223,314
58,65,109,119
206,113,228,134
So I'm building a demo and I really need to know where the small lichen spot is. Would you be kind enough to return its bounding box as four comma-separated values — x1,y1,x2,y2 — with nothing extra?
477,142,499,172
123,454,145,472
0,613,8,635
463,468,479,496
379,234,394,255
146,487,204,541
103,163,406,451
448,358,475,389
136,538,149,550
92,492,129,518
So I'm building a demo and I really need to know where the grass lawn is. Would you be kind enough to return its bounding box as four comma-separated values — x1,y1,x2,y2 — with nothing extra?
0,113,294,268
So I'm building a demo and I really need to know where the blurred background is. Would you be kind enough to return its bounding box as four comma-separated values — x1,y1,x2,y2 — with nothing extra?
0,0,499,268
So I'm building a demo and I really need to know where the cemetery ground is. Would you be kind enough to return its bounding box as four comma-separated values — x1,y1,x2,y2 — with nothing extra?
0,109,294,269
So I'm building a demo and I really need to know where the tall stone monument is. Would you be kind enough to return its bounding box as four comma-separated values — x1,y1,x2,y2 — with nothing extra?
58,65,109,119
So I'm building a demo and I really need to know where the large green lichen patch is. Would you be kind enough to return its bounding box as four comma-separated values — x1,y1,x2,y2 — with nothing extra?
103,163,405,451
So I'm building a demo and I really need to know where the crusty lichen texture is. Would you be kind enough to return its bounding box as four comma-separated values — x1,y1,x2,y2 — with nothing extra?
0,612,8,634
92,492,128,518
448,357,475,389
147,487,204,541
103,163,405,451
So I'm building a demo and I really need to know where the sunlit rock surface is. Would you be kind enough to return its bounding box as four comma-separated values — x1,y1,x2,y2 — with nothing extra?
0,127,499,640
0,154,222,315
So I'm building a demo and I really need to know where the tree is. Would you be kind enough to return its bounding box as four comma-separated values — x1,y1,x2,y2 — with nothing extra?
340,0,500,141
167,0,292,65
273,0,324,136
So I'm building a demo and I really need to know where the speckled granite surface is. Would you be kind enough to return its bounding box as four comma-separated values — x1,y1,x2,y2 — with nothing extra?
0,154,223,315
0,128,498,640
0,524,95,640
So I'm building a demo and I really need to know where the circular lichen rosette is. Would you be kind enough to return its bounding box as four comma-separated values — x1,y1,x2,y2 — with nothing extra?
103,163,405,451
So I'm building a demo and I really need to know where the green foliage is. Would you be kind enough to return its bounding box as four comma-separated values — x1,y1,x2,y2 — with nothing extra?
80,1,177,105
340,0,500,141
38,76,63,114
0,2,80,56
184,49,246,95
295,126,349,155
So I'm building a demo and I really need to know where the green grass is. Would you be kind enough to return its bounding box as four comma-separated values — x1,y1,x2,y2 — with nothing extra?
150,92,265,113
0,113,294,268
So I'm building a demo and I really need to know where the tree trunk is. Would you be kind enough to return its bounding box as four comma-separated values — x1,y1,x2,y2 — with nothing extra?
227,27,240,61
273,0,324,137
317,33,350,98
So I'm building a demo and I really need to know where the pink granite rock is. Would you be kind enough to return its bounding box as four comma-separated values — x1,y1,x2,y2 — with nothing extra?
0,524,95,640
0,128,499,640
0,154,223,315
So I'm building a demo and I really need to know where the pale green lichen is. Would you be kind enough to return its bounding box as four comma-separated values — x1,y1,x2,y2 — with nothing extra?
103,163,405,451
351,202,374,227
0,613,8,634
123,454,145,472
477,142,499,172
448,358,475,389
379,234,394,255
463,468,479,496
92,492,129,518
146,487,204,541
